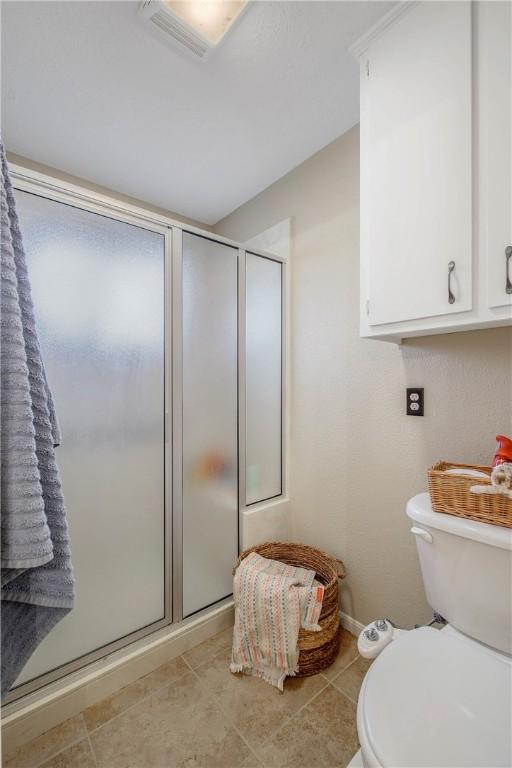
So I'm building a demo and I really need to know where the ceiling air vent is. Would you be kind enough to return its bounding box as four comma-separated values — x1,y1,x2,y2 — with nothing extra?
139,1,248,59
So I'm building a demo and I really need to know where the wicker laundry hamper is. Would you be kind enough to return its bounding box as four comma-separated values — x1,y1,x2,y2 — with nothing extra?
235,542,345,676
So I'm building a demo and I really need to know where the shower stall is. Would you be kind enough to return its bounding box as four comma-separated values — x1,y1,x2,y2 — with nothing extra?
8,167,285,700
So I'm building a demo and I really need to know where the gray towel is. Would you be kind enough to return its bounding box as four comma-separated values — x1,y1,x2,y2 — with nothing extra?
1,142,74,696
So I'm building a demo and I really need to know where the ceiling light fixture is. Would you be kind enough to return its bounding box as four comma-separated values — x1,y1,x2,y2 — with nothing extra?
139,0,248,58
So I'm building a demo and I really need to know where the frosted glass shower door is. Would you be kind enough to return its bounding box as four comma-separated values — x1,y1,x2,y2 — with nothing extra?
246,254,282,504
13,190,166,686
182,233,238,617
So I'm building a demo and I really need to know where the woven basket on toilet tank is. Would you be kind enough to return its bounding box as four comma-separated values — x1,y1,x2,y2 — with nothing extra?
235,542,345,676
428,461,512,528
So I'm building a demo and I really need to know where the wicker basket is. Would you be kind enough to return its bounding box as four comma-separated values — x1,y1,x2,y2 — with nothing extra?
235,541,344,677
428,461,512,528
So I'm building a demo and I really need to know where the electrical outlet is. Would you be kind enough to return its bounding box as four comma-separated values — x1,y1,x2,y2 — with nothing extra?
406,388,424,416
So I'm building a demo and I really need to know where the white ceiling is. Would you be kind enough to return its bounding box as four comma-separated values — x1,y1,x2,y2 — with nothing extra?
2,1,393,225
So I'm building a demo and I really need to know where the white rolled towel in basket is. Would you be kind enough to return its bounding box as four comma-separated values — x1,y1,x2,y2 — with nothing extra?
470,463,512,500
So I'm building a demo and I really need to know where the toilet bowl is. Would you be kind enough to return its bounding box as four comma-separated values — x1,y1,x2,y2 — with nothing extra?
349,492,512,768
356,625,511,767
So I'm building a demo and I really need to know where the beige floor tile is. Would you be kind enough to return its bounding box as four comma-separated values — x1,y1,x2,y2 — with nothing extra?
258,685,358,768
4,716,87,768
90,671,250,768
82,655,188,732
321,630,359,681
183,626,234,670
39,740,96,768
240,752,264,767
195,650,328,752
330,657,372,703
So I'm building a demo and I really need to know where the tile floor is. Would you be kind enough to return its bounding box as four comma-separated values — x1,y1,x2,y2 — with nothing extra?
4,628,371,768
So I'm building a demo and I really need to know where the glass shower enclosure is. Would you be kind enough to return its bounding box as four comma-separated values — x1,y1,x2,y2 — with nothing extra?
8,170,284,700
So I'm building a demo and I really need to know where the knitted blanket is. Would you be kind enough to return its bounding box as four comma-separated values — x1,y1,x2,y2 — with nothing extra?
230,552,324,690
0,142,74,696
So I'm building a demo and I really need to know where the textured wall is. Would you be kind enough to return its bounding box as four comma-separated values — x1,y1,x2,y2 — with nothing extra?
214,125,512,628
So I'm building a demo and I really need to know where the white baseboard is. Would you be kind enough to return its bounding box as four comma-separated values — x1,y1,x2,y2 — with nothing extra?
340,611,364,638
2,601,234,758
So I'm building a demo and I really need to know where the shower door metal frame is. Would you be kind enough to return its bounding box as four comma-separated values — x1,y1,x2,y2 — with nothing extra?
5,162,287,703
171,226,184,622
5,167,174,703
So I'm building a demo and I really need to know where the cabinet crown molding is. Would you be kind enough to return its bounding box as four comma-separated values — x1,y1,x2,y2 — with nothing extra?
349,1,418,59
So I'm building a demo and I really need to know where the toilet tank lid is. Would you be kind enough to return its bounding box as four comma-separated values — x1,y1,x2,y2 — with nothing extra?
407,493,512,551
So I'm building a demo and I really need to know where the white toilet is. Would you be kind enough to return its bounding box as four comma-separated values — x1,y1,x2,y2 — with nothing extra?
349,492,512,768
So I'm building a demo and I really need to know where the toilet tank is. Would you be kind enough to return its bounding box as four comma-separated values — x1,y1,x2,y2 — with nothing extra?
407,493,512,655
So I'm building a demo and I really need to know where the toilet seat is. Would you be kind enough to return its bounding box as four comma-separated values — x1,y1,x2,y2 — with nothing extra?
357,626,512,768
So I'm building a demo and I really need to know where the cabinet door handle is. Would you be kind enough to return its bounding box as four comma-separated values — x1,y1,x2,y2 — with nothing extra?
448,260,456,304
506,246,512,295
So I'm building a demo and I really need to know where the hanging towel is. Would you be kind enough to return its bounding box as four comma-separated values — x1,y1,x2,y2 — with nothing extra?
0,142,74,696
230,551,324,691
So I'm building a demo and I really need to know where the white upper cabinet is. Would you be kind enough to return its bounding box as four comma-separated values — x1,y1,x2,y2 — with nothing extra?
478,1,512,311
362,2,472,327
356,1,512,341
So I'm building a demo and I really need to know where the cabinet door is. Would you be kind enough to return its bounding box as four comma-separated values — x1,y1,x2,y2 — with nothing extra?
480,1,512,310
361,2,472,326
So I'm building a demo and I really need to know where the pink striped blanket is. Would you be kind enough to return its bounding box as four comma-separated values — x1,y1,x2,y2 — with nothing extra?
230,552,324,690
